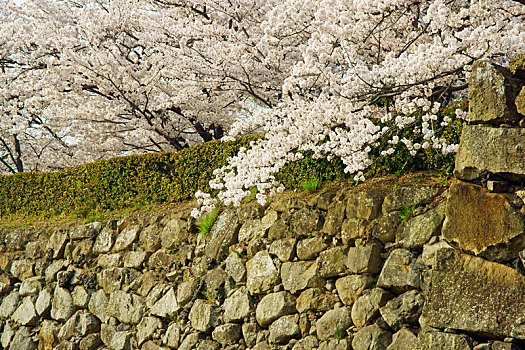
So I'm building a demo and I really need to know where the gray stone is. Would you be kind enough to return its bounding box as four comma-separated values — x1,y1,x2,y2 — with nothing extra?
113,225,141,252
161,218,187,249
317,246,346,278
107,290,145,324
256,291,296,327
442,181,525,260
421,241,452,266
179,333,203,350
10,259,34,280
19,276,43,296
177,279,197,305
124,251,147,269
206,210,240,260
397,202,445,249
110,331,133,350
0,290,19,318
293,336,319,350
196,339,220,350
239,210,278,244
455,125,525,182
1,322,14,348
422,248,525,338
71,222,102,240
148,249,175,269
382,186,441,214
79,333,102,350
51,286,75,322
336,275,374,306
316,307,353,340
387,328,417,350
223,287,255,323
88,289,109,323
47,230,68,258
189,299,218,333
142,340,170,350
101,323,117,347
291,208,324,235
346,244,382,274
225,252,246,283
281,260,324,294
377,249,421,293
416,330,472,350
468,60,520,124
150,287,180,320
96,253,124,268
36,289,52,316
139,223,162,252
162,323,181,348
296,236,329,260
137,316,163,346
269,238,296,262
351,288,393,329
368,212,399,244
341,218,368,245
12,296,39,325
58,311,100,340
269,314,300,344
352,324,392,350
101,267,126,293
347,191,384,220
379,290,424,331
242,322,258,347
296,288,338,313
323,201,346,236
10,327,37,350
203,267,234,301
212,323,242,345
72,285,90,309
246,250,280,295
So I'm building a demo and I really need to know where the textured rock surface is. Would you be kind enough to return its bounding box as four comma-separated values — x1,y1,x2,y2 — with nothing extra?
455,125,525,181
281,260,324,294
416,330,472,350
422,248,525,338
246,251,280,294
316,307,353,340
256,291,296,327
206,210,240,260
377,249,421,292
468,60,521,124
442,181,525,258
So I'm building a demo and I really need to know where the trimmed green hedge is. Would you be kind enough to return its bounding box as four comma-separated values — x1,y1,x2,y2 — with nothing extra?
0,136,262,219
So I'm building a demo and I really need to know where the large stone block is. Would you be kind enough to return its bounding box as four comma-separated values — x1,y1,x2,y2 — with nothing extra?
205,210,240,261
455,125,525,181
442,181,524,260
468,60,521,124
422,248,525,338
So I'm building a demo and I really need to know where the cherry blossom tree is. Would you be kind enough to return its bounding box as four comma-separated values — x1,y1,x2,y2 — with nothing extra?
0,0,524,210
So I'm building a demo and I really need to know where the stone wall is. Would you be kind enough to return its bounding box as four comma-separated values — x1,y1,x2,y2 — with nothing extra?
1,54,525,350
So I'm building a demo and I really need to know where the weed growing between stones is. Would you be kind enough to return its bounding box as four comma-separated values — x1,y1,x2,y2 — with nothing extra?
197,208,219,235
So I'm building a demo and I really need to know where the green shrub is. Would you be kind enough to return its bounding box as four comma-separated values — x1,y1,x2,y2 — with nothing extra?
0,136,258,219
0,101,463,221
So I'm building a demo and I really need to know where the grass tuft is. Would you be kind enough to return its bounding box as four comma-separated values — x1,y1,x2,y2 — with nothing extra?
197,208,219,235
